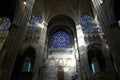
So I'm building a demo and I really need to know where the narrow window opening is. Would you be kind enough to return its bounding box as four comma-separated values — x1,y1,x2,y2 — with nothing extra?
91,62,95,74
27,62,31,72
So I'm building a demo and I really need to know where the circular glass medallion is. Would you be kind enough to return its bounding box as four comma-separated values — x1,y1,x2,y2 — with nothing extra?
51,31,72,48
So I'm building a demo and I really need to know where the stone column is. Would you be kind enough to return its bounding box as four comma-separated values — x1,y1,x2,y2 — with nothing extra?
76,24,91,80
0,0,35,80
32,24,47,80
91,0,120,78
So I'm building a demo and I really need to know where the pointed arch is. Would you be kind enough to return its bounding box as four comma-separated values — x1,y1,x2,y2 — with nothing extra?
22,47,36,72
11,47,36,80
87,45,106,74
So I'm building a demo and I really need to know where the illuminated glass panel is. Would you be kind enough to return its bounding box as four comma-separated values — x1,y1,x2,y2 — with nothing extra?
29,16,43,27
26,16,42,43
80,15,96,34
1,18,11,30
0,17,11,50
27,62,31,72
81,15,106,44
50,31,72,48
91,62,95,74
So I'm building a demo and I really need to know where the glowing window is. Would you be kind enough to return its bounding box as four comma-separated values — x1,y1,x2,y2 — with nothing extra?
80,15,96,34
1,18,11,30
50,31,72,48
0,17,11,50
29,16,43,27
26,16,42,43
91,62,95,74
27,62,31,72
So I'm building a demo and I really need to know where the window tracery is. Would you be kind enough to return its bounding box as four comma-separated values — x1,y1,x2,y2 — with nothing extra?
50,31,72,48
81,15,106,44
0,17,11,50
25,16,43,43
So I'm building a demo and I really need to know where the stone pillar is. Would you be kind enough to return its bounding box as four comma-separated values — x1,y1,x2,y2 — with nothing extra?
91,0,120,78
32,24,47,80
0,0,35,80
76,24,91,80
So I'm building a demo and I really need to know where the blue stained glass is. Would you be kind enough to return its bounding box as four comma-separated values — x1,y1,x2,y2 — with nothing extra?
114,63,118,72
50,31,72,48
26,16,42,43
1,18,11,30
29,16,43,27
81,15,96,34
27,62,31,72
91,62,95,74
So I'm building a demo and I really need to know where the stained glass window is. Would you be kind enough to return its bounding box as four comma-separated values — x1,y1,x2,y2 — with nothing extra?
91,62,95,74
26,16,43,43
80,15,96,34
50,31,72,48
81,15,106,44
0,17,11,50
29,16,43,27
27,62,31,72
1,18,11,30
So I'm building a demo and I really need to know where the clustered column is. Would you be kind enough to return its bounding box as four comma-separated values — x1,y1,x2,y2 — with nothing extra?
92,0,120,77
0,0,35,80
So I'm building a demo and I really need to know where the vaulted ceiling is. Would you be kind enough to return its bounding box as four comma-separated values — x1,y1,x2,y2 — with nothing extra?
0,0,119,22
32,0,92,24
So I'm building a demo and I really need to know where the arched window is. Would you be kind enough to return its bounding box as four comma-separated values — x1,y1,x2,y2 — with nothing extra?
50,31,72,48
80,15,96,34
25,16,43,43
29,16,43,27
22,47,35,72
0,17,11,50
80,15,107,44
22,56,32,72
11,47,35,80
88,46,106,74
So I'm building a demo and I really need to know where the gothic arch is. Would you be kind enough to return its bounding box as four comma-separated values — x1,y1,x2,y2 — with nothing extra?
47,15,76,34
0,17,12,50
11,47,36,80
87,45,106,74
21,47,36,72
87,43,102,51
46,15,76,49
48,15,75,27
21,45,37,55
